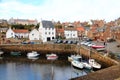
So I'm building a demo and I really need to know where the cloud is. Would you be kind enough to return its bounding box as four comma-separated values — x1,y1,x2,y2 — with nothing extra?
0,0,120,22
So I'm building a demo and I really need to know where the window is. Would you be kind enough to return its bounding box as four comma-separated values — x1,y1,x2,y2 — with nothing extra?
52,32,54,35
45,32,47,34
32,34,34,36
11,33,13,35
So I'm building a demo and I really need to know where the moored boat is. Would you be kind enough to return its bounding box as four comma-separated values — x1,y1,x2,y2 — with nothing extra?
10,51,21,56
0,51,4,56
83,62,92,69
27,51,39,58
46,53,58,60
89,59,101,69
68,54,82,62
71,60,84,69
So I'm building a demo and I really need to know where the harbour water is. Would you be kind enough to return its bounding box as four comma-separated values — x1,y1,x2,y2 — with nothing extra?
0,56,91,80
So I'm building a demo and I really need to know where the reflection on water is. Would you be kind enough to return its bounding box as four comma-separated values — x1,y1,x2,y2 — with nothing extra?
0,57,90,80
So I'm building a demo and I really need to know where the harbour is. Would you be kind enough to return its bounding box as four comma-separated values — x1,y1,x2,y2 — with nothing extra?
0,55,90,80
0,44,119,80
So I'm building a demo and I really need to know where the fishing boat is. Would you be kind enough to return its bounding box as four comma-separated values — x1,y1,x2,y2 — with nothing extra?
10,51,21,56
71,60,84,69
68,54,82,62
27,51,39,58
46,53,58,60
89,59,101,69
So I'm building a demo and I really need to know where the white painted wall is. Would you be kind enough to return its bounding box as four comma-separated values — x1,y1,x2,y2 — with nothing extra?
64,30,78,39
29,29,40,40
38,21,56,42
6,28,15,38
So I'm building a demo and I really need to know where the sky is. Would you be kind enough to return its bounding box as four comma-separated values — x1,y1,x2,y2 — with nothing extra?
0,0,120,22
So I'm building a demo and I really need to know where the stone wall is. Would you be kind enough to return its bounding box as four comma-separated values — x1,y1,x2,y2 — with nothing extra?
0,44,118,67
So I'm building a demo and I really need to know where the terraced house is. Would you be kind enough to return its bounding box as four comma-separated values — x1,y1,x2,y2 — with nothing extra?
38,20,56,42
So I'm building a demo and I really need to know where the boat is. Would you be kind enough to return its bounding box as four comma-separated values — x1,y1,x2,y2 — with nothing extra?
89,59,101,69
27,51,39,58
83,62,92,69
68,54,82,62
27,56,39,60
0,51,4,55
71,60,84,69
10,51,21,56
88,46,101,69
46,53,58,60
91,45,105,49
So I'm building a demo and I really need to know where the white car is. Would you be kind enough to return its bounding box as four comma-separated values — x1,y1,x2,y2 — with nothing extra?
80,41,86,45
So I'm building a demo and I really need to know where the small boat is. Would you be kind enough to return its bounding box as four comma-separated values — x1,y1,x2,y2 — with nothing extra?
83,62,92,69
71,60,84,69
27,51,39,58
89,59,101,69
68,54,82,62
10,51,21,56
0,51,4,55
91,45,105,49
46,53,58,60
27,56,39,60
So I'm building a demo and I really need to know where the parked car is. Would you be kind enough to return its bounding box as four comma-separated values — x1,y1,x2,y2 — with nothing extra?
63,40,68,44
57,40,63,44
80,41,86,45
53,39,58,43
116,54,120,59
67,40,73,44
72,41,78,44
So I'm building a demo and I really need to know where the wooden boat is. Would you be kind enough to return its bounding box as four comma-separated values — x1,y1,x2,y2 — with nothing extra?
46,53,58,60
27,51,39,58
10,51,21,56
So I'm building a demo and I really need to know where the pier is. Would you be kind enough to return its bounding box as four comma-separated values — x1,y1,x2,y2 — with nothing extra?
0,44,120,80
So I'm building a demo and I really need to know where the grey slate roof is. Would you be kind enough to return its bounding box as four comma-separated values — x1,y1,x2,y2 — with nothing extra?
42,20,54,28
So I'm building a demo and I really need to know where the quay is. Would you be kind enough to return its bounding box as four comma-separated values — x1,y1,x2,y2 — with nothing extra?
0,44,120,80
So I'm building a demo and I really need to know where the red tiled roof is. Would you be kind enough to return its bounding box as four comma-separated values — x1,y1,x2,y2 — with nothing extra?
13,29,29,33
76,27,85,31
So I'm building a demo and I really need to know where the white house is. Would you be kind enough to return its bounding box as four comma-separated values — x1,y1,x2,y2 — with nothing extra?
64,30,78,39
6,28,15,38
6,28,29,39
38,20,56,42
29,29,40,40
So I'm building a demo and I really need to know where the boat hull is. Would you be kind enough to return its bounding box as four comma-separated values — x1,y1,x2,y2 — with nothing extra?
71,61,84,69
27,51,39,58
